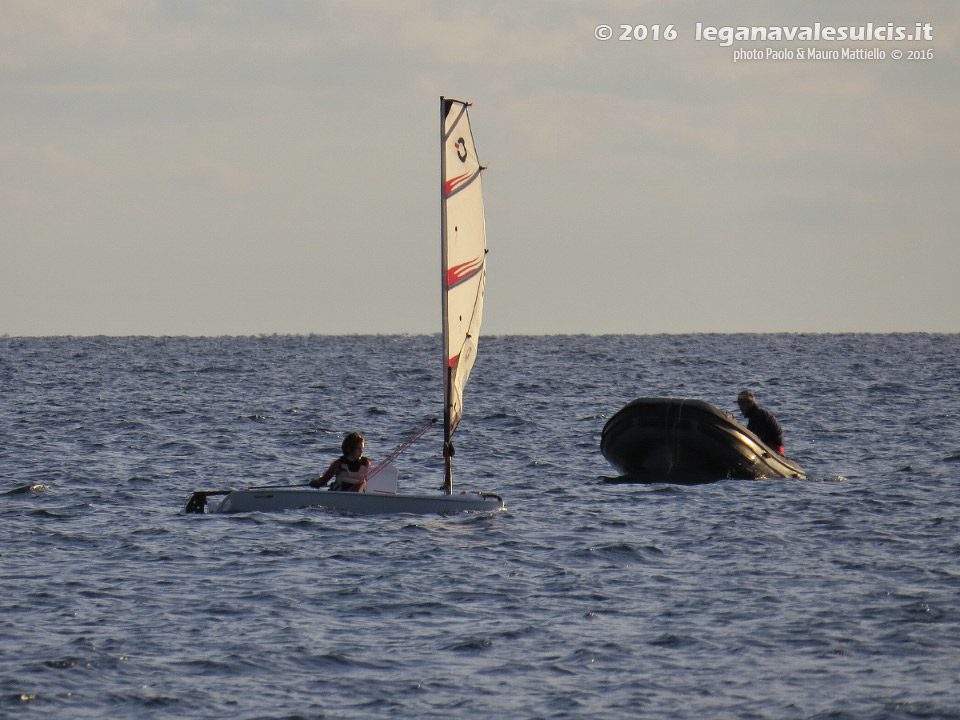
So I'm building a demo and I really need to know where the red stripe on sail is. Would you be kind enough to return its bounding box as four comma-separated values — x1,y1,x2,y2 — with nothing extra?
444,172,471,195
448,353,459,368
446,256,483,288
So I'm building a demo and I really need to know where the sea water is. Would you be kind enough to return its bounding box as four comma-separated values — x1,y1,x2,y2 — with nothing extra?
1,334,959,719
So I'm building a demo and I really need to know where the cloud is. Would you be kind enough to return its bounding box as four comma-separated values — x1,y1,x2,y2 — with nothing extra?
1,0,958,334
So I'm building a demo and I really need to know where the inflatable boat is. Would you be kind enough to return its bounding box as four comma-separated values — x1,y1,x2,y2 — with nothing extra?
600,397,805,483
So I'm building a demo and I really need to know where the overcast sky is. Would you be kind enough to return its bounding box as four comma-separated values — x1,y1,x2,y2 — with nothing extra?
2,1,957,335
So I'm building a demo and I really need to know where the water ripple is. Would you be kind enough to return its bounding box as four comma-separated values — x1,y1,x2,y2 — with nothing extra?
2,334,960,718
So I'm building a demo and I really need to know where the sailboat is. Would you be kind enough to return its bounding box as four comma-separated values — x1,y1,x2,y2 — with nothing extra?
184,97,503,515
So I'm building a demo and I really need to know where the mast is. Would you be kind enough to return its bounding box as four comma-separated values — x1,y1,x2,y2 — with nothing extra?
441,96,452,493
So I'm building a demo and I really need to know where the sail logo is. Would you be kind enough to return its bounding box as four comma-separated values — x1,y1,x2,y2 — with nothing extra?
446,255,484,289
444,172,473,195
455,137,468,162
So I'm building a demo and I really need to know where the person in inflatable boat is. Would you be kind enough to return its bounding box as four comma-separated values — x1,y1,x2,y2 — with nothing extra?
737,390,786,456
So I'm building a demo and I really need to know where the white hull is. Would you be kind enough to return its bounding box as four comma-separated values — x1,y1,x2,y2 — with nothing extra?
187,488,504,515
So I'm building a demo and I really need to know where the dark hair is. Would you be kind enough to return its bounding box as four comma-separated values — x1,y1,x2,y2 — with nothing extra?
342,432,365,455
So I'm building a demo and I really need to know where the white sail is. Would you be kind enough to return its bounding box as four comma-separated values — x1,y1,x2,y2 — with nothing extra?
441,97,486,491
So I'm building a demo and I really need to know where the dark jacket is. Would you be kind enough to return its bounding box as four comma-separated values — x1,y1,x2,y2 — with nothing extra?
745,406,784,450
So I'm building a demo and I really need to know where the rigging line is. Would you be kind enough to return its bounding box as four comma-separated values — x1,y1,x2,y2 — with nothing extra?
366,417,439,480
